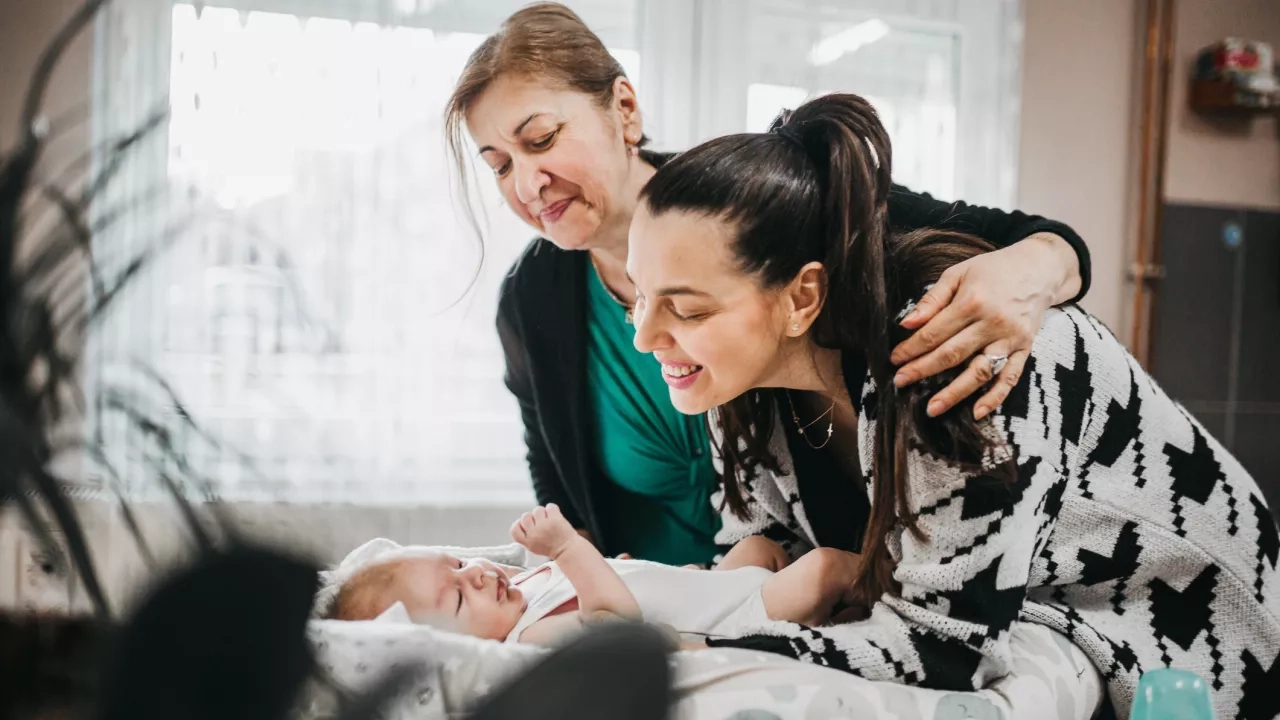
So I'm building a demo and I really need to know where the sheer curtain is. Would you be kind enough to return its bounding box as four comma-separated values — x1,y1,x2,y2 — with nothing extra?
92,0,639,504
89,0,1022,506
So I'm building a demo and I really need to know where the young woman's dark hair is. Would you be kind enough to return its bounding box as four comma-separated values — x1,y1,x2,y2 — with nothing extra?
639,93,1015,608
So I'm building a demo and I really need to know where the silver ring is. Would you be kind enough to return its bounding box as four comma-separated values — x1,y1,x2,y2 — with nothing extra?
985,354,1009,376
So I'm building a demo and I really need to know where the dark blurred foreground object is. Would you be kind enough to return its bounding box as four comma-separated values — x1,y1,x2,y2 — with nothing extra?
0,612,103,719
95,546,321,720
0,547,323,720
472,621,674,720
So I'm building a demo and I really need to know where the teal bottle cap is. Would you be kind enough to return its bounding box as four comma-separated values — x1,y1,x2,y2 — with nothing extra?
1130,668,1214,720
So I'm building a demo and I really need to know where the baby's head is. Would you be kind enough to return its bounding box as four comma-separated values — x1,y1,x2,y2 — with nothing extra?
326,551,525,640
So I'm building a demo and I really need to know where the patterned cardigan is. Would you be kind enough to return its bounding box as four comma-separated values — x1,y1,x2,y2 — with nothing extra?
706,306,1280,720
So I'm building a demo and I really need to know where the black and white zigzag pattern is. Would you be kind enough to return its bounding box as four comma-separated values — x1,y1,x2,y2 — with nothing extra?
708,307,1280,720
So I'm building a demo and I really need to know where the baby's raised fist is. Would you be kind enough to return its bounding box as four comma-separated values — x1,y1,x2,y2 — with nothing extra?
510,504,578,559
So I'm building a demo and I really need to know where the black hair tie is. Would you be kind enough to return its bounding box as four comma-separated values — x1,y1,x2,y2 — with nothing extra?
772,124,807,152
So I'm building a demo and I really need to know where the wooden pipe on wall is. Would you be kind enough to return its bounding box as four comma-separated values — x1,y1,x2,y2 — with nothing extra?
1130,0,1177,367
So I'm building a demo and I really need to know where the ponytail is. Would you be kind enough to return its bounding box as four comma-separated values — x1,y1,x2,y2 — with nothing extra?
770,95,913,608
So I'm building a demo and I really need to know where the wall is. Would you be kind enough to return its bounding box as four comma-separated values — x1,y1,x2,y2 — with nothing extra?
1153,0,1280,495
1018,0,1280,332
1018,0,1143,334
1165,0,1280,211
0,0,94,171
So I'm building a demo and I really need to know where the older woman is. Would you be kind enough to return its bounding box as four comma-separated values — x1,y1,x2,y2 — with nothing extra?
444,3,1090,566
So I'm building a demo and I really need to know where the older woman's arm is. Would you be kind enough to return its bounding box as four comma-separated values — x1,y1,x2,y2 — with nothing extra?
885,186,1088,420
496,277,583,530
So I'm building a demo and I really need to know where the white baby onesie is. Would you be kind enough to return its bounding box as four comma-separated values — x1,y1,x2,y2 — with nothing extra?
504,559,773,643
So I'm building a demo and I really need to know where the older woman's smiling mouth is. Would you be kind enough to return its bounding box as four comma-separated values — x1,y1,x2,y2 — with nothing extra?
538,197,574,223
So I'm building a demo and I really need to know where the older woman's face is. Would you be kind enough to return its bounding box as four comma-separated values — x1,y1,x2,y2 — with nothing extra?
466,75,641,251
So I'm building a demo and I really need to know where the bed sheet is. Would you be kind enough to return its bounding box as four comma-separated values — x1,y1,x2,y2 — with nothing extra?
301,620,1104,720
664,622,1104,719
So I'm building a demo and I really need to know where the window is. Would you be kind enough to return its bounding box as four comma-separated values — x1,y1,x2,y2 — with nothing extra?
90,0,1021,505
93,0,641,504
694,0,1022,205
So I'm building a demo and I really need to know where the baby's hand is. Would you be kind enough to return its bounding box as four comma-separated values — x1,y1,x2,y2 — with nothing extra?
511,504,579,560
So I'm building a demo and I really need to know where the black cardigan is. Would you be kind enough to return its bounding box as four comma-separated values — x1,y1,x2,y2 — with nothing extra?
495,180,1090,555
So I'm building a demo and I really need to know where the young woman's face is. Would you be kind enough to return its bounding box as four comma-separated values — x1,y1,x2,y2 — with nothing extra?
627,205,795,415
466,74,642,251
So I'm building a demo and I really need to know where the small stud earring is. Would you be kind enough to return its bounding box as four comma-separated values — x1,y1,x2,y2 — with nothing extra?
792,323,801,332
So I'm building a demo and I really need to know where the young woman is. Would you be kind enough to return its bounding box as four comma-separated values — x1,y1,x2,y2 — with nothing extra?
445,3,1091,567
624,91,1280,719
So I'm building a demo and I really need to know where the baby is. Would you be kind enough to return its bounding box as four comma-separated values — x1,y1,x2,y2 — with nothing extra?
326,504,863,645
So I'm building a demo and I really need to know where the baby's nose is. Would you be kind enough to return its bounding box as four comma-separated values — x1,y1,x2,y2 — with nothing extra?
462,562,497,586
469,571,498,593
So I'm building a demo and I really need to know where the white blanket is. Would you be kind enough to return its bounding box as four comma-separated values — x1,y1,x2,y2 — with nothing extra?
304,540,1105,719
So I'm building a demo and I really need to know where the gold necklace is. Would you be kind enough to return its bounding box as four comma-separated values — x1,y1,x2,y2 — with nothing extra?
786,389,835,449
588,252,634,324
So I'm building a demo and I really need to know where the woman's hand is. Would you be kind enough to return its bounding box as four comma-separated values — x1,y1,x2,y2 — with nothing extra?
890,233,1081,420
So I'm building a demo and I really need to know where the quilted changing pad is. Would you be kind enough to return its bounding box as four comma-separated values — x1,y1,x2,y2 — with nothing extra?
302,619,1103,720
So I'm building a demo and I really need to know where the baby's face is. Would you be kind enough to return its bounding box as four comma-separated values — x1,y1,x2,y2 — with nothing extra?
390,553,526,640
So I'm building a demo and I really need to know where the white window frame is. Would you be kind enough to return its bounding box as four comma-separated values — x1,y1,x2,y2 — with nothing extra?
690,0,1023,206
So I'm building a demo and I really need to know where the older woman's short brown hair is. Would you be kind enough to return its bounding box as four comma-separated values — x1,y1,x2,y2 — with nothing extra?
443,3,645,237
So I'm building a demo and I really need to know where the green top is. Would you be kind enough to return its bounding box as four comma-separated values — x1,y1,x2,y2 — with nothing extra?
584,263,721,566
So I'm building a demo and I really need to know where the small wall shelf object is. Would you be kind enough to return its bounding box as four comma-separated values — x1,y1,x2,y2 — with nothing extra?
1190,38,1277,115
